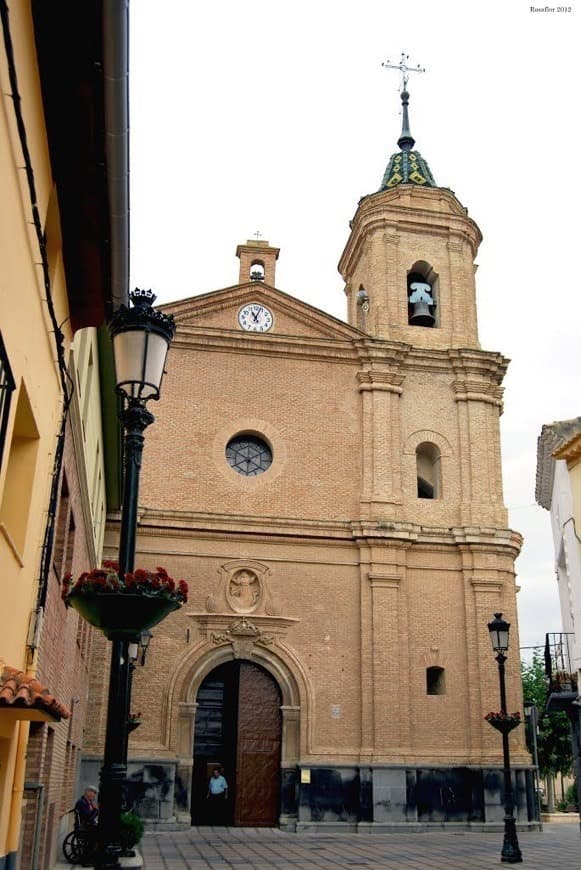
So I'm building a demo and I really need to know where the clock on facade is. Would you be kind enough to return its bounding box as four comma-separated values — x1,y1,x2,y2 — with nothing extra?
237,303,274,332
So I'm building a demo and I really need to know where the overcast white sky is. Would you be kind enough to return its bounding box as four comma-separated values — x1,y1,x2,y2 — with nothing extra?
129,1,580,657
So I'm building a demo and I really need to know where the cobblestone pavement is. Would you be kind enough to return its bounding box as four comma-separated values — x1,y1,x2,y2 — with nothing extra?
140,822,580,870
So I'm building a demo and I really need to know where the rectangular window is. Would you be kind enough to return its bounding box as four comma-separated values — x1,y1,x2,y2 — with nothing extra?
0,384,40,556
0,331,16,471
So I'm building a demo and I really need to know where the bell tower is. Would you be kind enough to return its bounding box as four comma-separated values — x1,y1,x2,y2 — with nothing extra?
339,66,481,351
337,57,524,782
339,57,509,530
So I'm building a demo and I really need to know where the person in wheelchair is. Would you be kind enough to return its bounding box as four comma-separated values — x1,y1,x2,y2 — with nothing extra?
63,787,99,865
75,786,99,828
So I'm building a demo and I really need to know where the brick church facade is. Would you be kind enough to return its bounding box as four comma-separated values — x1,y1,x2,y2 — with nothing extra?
84,91,536,831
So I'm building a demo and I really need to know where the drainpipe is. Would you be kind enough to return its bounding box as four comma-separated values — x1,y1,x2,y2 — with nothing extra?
23,781,44,870
103,0,130,313
6,721,30,869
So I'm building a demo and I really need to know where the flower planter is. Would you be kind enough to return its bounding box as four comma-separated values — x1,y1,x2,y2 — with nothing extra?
485,715,521,735
127,718,142,733
67,591,180,640
63,563,188,640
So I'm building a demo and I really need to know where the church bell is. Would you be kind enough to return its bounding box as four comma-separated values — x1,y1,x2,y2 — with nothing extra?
408,278,435,327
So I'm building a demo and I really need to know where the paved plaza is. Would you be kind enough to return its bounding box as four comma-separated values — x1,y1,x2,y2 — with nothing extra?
138,821,580,870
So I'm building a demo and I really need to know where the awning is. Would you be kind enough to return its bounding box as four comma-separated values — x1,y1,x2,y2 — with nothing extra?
0,662,70,723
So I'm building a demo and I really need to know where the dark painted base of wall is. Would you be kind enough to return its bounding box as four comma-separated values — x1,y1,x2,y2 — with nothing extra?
81,757,540,831
282,765,541,831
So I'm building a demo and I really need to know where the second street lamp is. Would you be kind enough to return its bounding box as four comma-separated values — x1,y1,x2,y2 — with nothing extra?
487,612,523,864
95,289,175,869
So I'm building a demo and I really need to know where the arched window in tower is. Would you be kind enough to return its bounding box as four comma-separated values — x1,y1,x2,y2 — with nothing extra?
426,666,446,695
250,260,265,282
416,441,441,499
407,262,438,327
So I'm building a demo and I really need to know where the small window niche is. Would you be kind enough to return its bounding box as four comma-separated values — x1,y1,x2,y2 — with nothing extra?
407,261,438,327
416,441,441,499
427,666,446,695
249,260,265,282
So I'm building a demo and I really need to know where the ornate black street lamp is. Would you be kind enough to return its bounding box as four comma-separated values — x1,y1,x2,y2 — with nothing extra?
487,613,523,864
95,289,175,869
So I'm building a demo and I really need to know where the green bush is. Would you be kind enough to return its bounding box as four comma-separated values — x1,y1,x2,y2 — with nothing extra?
564,782,579,809
556,798,568,812
119,811,144,851
556,783,579,812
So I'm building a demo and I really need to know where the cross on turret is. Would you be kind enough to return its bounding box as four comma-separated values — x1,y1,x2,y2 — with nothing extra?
382,52,425,91
381,52,426,153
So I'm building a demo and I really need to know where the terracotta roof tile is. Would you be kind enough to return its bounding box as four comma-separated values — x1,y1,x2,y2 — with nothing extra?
0,664,70,720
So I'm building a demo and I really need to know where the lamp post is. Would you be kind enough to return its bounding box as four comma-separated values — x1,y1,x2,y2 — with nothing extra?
487,612,523,864
523,700,541,820
95,289,175,869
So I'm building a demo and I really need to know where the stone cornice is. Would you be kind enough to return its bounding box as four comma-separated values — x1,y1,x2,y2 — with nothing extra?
451,526,523,556
354,339,411,368
189,613,298,634
368,572,403,587
171,327,361,364
189,614,299,660
164,282,364,341
357,370,405,394
109,509,522,553
338,186,482,278
121,508,354,542
470,578,504,593
448,348,507,407
352,521,522,552
452,380,504,408
447,348,509,384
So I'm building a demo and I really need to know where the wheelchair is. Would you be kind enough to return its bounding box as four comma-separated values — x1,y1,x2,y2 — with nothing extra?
62,810,98,866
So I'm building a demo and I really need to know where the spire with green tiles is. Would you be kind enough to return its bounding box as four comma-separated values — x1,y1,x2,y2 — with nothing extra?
380,53,436,190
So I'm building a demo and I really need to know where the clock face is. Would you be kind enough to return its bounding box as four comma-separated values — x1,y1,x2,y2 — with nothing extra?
237,302,273,332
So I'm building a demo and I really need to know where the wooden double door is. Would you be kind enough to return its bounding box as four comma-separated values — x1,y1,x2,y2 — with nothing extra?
191,660,282,826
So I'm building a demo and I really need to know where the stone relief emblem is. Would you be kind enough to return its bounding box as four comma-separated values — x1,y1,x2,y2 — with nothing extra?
227,569,260,613
211,617,275,659
205,560,280,616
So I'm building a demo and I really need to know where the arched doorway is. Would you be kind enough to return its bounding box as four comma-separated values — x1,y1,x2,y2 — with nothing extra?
191,660,282,826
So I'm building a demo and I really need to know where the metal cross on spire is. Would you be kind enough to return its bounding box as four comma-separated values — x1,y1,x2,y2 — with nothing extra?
381,52,425,152
253,230,262,241
382,52,425,91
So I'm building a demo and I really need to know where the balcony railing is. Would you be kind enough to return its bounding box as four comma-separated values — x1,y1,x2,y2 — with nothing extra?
544,632,578,694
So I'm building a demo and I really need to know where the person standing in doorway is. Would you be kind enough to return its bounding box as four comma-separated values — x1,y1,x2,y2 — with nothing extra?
206,766,228,824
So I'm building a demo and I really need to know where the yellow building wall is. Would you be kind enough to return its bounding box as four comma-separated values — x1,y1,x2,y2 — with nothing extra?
0,3,74,862
69,328,108,564
0,3,72,668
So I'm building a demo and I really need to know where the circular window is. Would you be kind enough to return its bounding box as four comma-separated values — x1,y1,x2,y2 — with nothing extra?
226,434,272,477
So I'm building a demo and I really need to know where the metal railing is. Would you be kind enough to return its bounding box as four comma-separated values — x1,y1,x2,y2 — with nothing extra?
544,632,578,693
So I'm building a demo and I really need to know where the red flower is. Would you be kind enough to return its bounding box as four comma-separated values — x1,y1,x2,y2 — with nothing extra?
63,564,187,608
